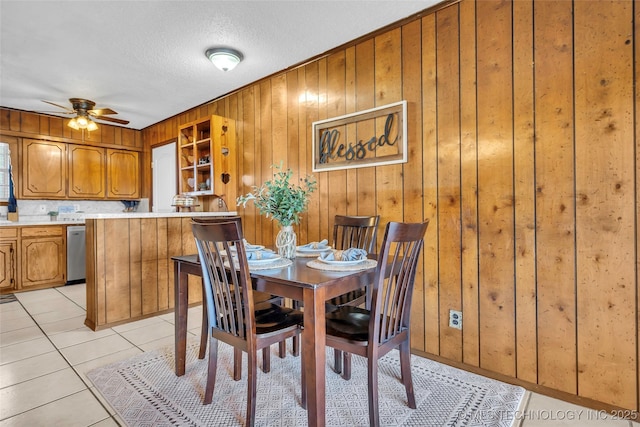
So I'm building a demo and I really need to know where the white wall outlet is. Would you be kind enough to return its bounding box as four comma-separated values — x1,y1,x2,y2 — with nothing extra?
38,204,47,213
449,309,462,330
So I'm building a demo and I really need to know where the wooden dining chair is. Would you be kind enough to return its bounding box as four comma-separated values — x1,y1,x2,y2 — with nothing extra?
324,220,429,427
192,215,286,375
292,214,379,358
192,220,304,426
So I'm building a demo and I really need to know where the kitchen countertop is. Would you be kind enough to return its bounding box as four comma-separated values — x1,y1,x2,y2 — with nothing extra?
84,211,236,219
0,211,237,226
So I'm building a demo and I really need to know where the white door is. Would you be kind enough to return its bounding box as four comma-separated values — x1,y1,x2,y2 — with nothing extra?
152,142,177,212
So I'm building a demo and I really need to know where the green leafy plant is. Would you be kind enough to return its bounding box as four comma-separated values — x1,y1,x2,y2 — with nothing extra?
237,163,316,226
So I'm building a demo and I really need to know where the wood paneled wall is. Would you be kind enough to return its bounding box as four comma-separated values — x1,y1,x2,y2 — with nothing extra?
0,108,143,150
142,0,639,414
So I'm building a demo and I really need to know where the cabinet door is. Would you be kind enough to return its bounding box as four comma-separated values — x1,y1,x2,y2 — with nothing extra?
21,139,66,198
107,149,140,199
0,241,16,291
68,145,106,198
20,237,65,289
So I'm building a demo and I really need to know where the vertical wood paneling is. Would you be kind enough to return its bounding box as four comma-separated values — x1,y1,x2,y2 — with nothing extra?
374,29,404,226
436,4,463,362
326,51,347,224
574,0,636,409
512,0,537,383
534,0,577,394
476,0,516,377
105,220,131,323
421,13,440,355
402,19,426,351
636,0,640,414
129,219,142,318
138,0,639,412
140,218,159,314
459,0,480,367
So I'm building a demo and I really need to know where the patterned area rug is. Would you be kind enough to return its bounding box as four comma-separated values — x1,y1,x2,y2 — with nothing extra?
88,341,527,426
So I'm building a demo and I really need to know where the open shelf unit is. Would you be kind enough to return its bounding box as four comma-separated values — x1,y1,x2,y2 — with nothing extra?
177,115,236,202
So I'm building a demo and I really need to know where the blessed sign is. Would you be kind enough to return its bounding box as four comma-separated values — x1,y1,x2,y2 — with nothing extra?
312,100,407,172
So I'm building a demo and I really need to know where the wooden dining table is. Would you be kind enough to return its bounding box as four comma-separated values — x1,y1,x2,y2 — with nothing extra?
172,253,376,427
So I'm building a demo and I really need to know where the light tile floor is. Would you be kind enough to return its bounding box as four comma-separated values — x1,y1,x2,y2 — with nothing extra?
0,284,637,426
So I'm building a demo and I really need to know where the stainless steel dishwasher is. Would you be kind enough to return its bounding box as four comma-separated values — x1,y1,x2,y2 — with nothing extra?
66,225,86,284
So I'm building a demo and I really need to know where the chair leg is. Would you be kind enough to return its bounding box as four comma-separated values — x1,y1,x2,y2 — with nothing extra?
300,334,306,409
204,338,218,404
342,352,352,380
233,348,242,381
247,347,258,427
399,341,416,409
199,293,208,359
367,357,380,427
333,349,343,374
278,340,286,358
292,300,301,357
262,347,271,373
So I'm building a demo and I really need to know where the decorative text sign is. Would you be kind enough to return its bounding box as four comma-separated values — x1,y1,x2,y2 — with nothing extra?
312,100,407,172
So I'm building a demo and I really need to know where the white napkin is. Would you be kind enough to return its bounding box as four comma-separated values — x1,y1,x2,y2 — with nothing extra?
299,239,329,250
320,248,367,262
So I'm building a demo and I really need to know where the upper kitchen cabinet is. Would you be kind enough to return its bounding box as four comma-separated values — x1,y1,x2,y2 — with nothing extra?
178,115,236,199
19,138,140,200
68,144,106,198
106,149,139,199
21,139,66,198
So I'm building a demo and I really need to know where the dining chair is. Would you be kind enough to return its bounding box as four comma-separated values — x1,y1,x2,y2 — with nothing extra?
292,214,379,358
324,220,429,427
192,220,304,425
192,215,286,375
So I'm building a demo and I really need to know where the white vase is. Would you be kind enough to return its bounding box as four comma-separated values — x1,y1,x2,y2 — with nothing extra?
276,225,297,259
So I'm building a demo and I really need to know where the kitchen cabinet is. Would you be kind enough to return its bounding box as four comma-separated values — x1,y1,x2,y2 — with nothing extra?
0,228,18,292
19,138,140,200
107,149,139,199
21,139,66,198
20,226,66,290
68,144,106,198
178,115,236,201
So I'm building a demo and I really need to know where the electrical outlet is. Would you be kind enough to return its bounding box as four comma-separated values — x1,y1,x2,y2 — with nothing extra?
38,204,47,213
449,309,462,330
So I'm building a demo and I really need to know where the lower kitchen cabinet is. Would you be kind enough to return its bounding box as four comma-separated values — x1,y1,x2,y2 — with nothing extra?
20,226,66,290
0,228,18,291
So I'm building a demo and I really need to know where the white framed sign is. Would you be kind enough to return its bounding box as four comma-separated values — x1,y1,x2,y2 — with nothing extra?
312,100,407,172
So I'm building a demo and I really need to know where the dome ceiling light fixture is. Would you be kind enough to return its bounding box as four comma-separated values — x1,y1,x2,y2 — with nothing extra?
205,47,243,72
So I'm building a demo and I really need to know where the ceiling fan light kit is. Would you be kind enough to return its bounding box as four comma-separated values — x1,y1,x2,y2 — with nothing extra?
205,47,243,72
68,116,98,131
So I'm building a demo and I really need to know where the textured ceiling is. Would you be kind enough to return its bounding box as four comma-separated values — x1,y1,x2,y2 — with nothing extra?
0,1,440,130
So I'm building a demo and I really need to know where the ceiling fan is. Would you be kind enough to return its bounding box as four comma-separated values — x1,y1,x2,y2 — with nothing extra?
41,98,130,130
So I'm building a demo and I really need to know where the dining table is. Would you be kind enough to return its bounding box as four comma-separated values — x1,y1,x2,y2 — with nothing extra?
172,252,376,427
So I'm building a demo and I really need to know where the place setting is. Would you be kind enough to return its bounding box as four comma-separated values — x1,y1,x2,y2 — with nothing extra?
224,240,293,270
306,246,377,271
296,238,332,257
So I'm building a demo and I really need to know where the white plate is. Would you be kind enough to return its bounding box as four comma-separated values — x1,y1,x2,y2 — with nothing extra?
187,178,195,188
248,255,282,265
317,257,367,266
297,245,331,253
229,244,265,253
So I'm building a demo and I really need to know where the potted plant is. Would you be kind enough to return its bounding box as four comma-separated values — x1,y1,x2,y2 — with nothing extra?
47,211,59,221
237,163,316,259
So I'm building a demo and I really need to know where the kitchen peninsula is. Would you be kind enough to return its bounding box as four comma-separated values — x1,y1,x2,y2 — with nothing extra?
85,211,234,330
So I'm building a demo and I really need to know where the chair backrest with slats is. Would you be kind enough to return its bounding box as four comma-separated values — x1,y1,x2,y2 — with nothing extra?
192,220,255,341
333,215,380,254
370,220,429,345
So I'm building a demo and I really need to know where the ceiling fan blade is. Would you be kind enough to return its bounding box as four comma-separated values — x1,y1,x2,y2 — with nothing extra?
41,100,74,113
93,115,130,125
39,110,75,115
89,108,118,116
